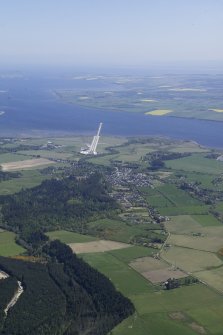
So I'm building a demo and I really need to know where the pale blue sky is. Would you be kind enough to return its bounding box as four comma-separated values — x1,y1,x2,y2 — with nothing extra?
1,0,223,67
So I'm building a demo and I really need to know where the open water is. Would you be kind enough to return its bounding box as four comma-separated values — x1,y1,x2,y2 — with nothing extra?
0,75,223,149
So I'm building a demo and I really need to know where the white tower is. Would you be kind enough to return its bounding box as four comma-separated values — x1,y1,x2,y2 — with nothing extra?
80,123,103,155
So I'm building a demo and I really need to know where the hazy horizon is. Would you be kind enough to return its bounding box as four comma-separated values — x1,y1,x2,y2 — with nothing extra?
1,0,223,69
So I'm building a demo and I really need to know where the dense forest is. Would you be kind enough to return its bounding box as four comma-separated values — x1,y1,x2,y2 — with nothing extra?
0,173,118,240
0,242,134,334
0,173,134,334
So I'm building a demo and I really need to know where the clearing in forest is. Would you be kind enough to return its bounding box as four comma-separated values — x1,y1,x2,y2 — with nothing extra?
69,240,131,254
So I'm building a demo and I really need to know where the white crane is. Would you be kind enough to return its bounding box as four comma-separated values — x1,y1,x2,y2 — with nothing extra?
80,123,102,155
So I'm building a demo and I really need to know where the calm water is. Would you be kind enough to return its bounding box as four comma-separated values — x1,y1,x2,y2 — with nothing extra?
0,75,223,149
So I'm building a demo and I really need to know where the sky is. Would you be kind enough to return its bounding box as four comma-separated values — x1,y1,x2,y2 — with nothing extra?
1,0,223,68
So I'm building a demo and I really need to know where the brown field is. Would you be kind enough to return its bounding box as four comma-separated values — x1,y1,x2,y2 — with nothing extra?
68,240,131,254
1,158,54,171
142,268,186,283
130,256,186,283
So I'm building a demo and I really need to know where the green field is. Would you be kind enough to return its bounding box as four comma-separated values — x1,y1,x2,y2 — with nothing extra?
192,214,222,227
141,184,201,207
88,142,156,165
82,252,152,296
0,170,49,195
0,231,25,256
17,150,74,160
87,218,156,243
0,153,33,164
46,230,97,243
82,247,223,335
1,135,223,334
162,245,222,272
166,154,223,174
108,246,154,263
141,184,206,216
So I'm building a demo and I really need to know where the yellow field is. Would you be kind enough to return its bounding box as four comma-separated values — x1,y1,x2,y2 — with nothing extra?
168,88,206,92
141,99,157,102
209,109,223,113
145,109,173,116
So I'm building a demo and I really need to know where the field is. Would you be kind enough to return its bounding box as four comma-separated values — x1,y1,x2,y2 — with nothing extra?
0,153,32,164
162,245,222,272
46,230,97,243
55,74,223,122
168,234,223,252
0,170,49,195
166,154,223,175
0,231,25,257
141,184,206,216
69,240,131,253
1,134,223,334
87,218,157,244
145,109,173,116
194,267,223,293
81,247,223,335
209,109,223,113
1,158,54,171
88,142,155,165
165,215,222,236
17,149,74,160
130,256,186,283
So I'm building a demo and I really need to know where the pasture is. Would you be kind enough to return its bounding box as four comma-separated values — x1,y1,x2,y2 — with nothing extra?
87,218,154,243
0,153,32,164
81,252,152,296
46,230,97,243
17,149,73,160
0,170,48,195
88,142,155,165
166,154,223,175
166,214,222,236
108,245,154,263
191,214,222,227
195,267,223,293
141,184,206,216
166,215,203,234
141,184,201,207
162,245,222,272
168,234,223,253
82,248,223,335
0,231,25,257
158,205,209,216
